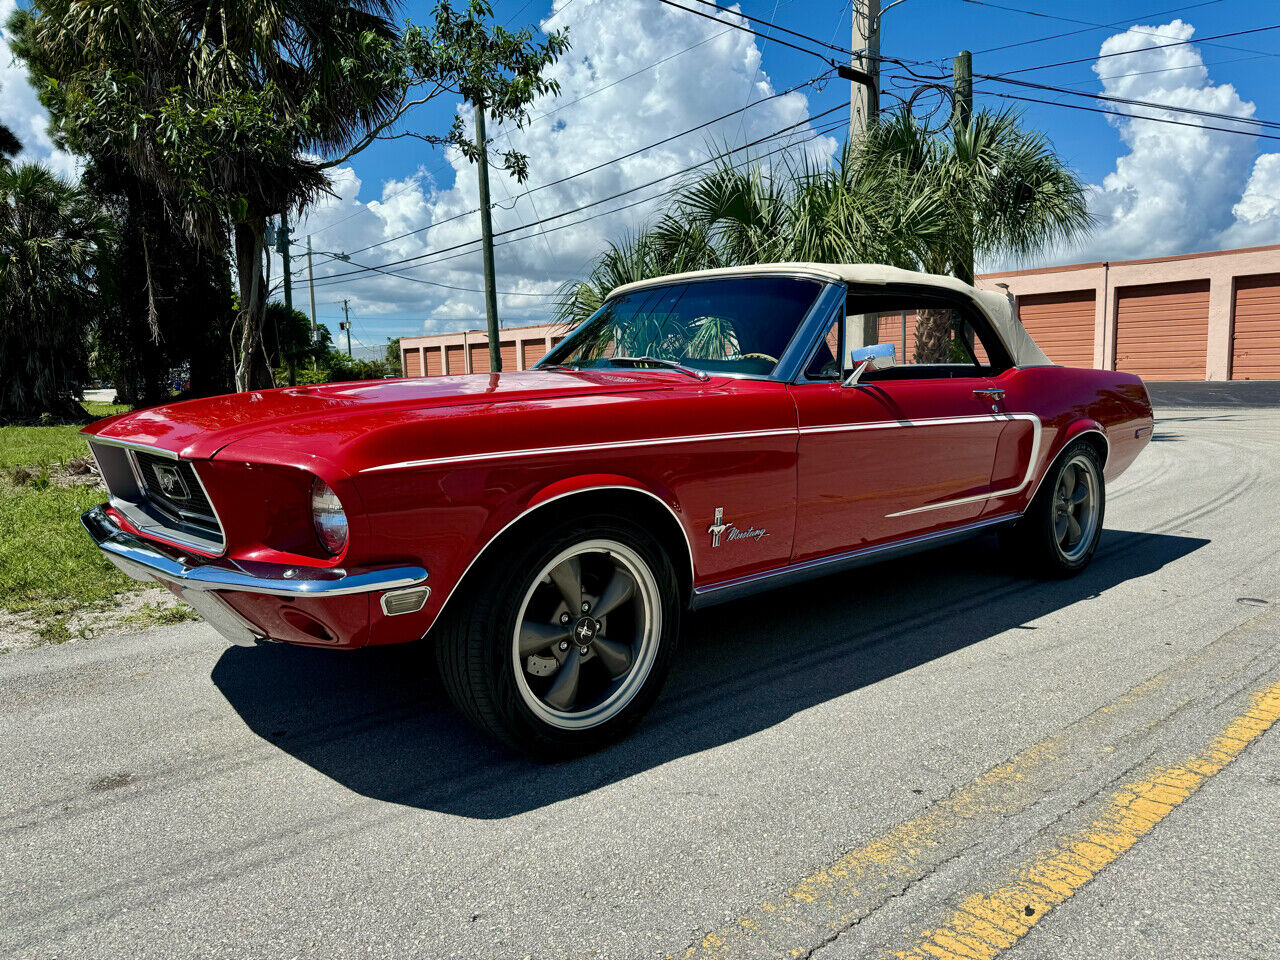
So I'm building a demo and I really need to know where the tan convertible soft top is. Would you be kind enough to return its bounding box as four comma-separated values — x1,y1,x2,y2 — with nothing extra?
607,262,1053,368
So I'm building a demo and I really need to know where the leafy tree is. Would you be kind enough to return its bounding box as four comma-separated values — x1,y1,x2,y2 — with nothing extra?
0,124,19,164
385,337,403,375
0,163,112,421
89,160,237,405
11,0,567,392
560,109,1090,363
264,301,329,383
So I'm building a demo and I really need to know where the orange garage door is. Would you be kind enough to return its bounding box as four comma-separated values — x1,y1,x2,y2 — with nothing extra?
1231,273,1280,380
469,342,490,374
521,338,547,369
1017,290,1095,367
425,346,442,377
1115,280,1209,381
403,347,422,377
445,344,464,374
500,340,518,371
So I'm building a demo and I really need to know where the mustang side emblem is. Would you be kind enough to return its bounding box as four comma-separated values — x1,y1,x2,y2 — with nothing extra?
708,507,768,547
152,463,191,501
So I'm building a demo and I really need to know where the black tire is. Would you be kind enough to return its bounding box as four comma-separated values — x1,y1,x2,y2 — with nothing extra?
1001,440,1106,579
435,515,681,758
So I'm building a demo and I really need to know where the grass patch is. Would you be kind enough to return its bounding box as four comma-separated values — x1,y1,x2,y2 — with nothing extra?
0,480,136,616
124,601,199,628
0,401,129,470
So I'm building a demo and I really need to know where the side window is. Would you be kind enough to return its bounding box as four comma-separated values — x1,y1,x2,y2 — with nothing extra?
804,313,842,380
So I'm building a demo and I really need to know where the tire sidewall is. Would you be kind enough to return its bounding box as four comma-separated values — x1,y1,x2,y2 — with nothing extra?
476,515,681,756
1037,441,1106,574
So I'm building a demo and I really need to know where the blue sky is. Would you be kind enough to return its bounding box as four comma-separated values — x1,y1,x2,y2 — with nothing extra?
3,0,1278,356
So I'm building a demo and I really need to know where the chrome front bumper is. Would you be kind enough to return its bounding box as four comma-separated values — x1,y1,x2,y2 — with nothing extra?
82,505,429,645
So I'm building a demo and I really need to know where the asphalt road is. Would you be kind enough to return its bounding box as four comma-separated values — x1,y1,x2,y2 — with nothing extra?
4,386,1280,960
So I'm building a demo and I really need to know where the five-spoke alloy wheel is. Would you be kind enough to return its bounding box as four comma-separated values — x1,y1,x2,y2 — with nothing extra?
437,516,680,758
1002,438,1106,577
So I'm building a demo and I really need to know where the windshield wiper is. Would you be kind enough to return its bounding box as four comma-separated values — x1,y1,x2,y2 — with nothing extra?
606,356,709,381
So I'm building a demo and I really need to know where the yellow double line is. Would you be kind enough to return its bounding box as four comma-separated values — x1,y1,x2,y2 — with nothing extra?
891,681,1280,960
673,608,1280,960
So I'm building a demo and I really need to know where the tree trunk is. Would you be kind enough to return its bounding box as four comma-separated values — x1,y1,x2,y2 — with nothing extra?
914,308,954,364
232,218,274,392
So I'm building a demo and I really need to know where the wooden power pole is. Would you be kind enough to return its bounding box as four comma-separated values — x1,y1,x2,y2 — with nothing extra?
473,100,502,373
851,0,881,138
953,49,974,286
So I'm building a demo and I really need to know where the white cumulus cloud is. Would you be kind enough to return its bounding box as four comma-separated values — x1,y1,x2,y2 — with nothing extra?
0,0,81,179
280,0,838,336
1061,19,1276,263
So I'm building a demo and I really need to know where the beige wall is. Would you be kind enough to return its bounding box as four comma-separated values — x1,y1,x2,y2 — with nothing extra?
979,245,1280,380
401,322,564,376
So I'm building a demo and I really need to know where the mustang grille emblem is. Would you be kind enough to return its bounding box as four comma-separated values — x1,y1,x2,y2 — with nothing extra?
151,463,191,501
708,507,768,548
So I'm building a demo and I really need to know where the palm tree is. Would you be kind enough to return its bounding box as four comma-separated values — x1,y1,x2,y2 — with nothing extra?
0,163,112,421
558,108,1091,358
840,109,1092,360
0,123,19,164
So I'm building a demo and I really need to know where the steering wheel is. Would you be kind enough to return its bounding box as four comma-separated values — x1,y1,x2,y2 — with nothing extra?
740,352,779,363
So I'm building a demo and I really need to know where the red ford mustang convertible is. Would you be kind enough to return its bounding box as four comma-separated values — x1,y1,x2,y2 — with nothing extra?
82,264,1153,755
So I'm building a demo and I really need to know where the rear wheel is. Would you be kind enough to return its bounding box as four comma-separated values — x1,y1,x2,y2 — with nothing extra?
436,517,680,758
1002,440,1105,578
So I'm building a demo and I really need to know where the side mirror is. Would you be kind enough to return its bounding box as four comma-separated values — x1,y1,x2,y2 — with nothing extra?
843,343,897,387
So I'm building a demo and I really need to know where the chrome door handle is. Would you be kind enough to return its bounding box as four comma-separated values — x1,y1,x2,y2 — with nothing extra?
973,388,1005,401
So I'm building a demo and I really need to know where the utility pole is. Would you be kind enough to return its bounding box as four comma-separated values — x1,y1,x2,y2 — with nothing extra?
340,299,352,359
953,49,975,286
850,0,881,139
306,235,318,363
277,214,293,312
473,99,502,373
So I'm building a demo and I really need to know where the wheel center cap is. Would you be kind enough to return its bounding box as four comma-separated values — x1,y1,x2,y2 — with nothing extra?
573,617,599,645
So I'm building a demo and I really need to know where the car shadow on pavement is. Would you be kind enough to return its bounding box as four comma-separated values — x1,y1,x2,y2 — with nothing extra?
211,529,1206,818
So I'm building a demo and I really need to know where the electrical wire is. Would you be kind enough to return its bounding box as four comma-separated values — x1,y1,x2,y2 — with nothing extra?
310,102,848,284
677,0,853,56
990,22,1280,77
979,87,1280,141
653,0,840,64
338,72,831,259
310,115,846,291
974,72,1280,130
971,0,1228,56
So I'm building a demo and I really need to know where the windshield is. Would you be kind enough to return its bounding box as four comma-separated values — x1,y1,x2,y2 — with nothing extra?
541,276,825,378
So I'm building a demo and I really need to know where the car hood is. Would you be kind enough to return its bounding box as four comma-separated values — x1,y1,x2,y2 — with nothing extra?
84,370,682,460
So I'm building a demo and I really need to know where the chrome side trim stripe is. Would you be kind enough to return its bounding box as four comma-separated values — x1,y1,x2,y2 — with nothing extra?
882,414,1042,517
690,513,1020,608
361,428,799,473
362,413,1043,475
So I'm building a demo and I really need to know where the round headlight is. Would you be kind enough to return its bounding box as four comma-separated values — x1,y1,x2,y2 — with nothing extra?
310,478,348,555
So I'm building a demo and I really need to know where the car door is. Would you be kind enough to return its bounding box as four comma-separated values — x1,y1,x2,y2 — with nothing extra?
788,290,1025,563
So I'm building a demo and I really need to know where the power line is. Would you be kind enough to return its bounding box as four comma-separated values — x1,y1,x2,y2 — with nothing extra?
971,0,1228,56
991,22,1280,77
654,0,840,64
967,0,1280,59
339,72,830,261
981,88,1280,141
311,115,846,291
678,0,853,56
311,102,848,284
974,72,1280,130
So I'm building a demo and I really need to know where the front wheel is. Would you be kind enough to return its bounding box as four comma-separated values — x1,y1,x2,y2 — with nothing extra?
436,517,681,758
1002,440,1106,578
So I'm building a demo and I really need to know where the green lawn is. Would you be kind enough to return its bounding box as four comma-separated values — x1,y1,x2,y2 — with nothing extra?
0,401,138,619
0,481,135,616
0,401,127,469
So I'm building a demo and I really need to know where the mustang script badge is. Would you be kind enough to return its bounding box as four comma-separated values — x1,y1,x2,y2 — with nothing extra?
708,507,768,547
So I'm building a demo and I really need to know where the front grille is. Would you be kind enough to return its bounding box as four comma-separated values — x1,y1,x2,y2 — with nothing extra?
132,451,220,534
